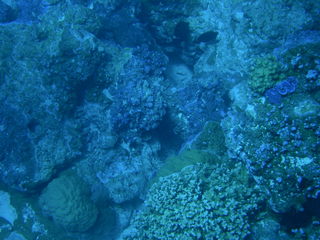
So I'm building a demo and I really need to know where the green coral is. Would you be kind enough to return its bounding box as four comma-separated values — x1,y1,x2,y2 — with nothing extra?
152,121,227,185
190,121,227,157
124,162,264,240
154,149,213,181
248,55,285,94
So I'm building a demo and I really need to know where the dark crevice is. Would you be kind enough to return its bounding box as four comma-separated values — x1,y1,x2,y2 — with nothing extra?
150,113,184,158
279,196,320,232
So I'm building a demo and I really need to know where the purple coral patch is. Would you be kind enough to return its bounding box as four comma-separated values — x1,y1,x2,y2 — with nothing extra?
265,76,298,104
274,76,297,95
265,88,282,105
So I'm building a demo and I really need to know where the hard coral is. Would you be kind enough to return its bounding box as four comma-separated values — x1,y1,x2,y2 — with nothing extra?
39,173,98,232
249,55,285,94
123,162,264,240
265,76,298,104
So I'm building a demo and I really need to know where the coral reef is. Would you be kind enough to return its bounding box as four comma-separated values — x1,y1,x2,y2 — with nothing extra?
223,52,320,213
222,97,320,213
0,100,81,191
0,0,320,239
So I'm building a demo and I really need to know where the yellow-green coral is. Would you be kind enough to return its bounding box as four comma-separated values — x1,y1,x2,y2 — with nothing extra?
248,55,285,94
191,121,227,156
154,149,212,181
153,122,227,183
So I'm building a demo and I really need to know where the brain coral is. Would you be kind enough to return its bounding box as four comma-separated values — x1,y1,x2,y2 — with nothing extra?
39,173,98,232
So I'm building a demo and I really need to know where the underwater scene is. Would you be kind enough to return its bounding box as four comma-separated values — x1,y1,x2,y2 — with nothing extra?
0,0,320,239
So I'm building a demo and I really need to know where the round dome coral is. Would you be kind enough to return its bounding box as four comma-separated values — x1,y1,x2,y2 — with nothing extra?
39,173,98,232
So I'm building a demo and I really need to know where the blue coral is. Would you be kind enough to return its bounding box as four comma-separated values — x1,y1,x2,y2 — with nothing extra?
265,76,298,104
274,76,297,95
265,88,282,105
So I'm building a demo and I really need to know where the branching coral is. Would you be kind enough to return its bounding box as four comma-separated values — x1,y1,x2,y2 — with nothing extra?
122,162,264,240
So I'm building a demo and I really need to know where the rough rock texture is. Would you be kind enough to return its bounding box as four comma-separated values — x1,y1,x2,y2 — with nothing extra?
0,2,110,191
109,44,168,140
78,141,161,204
0,101,81,191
